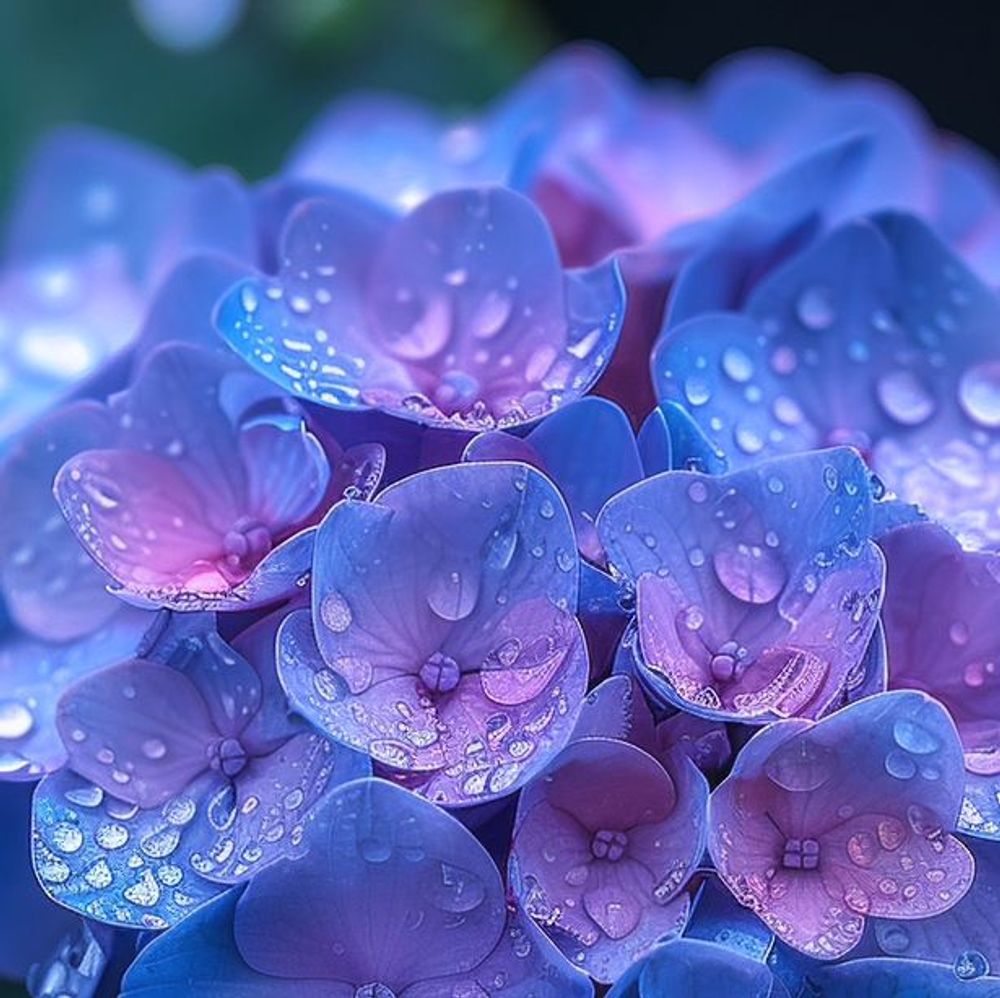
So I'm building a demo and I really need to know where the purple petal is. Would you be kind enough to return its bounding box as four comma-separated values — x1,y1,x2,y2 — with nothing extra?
511,737,705,981
233,778,506,987
881,521,1000,837
599,448,884,722
708,690,974,959
217,188,624,430
56,660,219,807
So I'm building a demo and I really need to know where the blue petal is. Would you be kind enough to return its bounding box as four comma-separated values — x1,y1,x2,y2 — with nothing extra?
32,768,226,930
806,957,1000,996
119,887,316,997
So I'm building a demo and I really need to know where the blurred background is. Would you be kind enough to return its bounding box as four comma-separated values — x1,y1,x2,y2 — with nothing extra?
1,0,998,993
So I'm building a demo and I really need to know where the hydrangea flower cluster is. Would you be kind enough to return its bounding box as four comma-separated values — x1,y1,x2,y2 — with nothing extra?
5,42,1000,997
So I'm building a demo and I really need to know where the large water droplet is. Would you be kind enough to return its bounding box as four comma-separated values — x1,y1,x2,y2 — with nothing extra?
713,544,786,604
721,347,754,383
884,749,917,780
765,737,834,792
954,951,990,981
892,718,940,755
959,363,1000,428
426,568,477,621
320,591,352,633
0,700,33,740
876,370,935,426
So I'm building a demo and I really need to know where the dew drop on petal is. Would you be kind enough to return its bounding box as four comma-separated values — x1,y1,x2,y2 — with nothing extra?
955,951,991,981
142,738,167,760
765,737,834,792
713,544,786,604
721,347,754,383
0,700,33,740
892,718,940,755
876,370,935,426
958,363,1000,428
796,285,836,330
320,591,352,633
884,749,917,780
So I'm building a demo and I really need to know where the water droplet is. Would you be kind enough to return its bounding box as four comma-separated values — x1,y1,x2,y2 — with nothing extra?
684,376,710,406
320,591,352,633
426,569,477,621
0,700,33,740
722,347,754,383
765,737,834,792
470,290,512,339
884,749,917,780
734,425,764,455
959,363,1000,428
95,823,129,850
50,822,83,854
877,924,911,955
713,544,786,603
688,481,709,504
142,738,167,760
954,951,990,981
876,370,935,426
892,718,940,755
797,285,836,330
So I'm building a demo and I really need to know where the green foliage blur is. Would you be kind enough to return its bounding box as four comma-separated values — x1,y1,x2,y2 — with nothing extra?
0,0,551,209
0,4,549,995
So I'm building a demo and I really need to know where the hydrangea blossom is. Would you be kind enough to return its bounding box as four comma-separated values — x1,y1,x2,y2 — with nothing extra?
32,612,368,928
216,187,625,430
278,461,589,805
54,343,384,610
8,36,1000,998
599,448,884,722
708,691,974,959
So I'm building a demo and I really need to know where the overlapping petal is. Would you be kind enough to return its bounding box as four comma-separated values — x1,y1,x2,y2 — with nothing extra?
33,613,366,927
53,343,365,610
708,691,974,959
465,397,644,562
656,213,1000,551
880,522,1000,838
216,187,624,430
598,448,884,722
510,736,706,982
279,462,588,806
606,938,787,998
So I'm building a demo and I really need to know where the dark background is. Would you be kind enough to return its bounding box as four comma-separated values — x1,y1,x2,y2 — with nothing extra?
2,0,999,994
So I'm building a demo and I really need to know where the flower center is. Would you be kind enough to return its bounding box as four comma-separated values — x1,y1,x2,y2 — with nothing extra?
418,652,461,695
211,737,248,778
709,640,742,683
219,518,272,582
591,829,628,862
355,985,396,998
782,837,820,870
